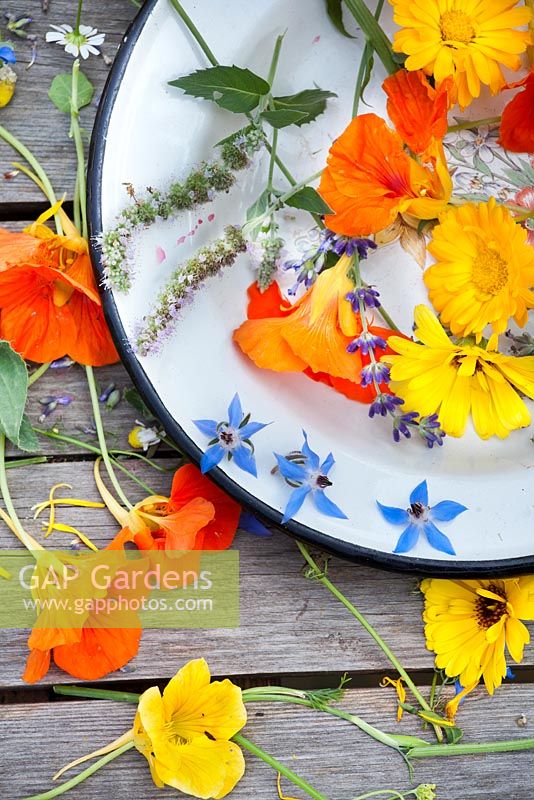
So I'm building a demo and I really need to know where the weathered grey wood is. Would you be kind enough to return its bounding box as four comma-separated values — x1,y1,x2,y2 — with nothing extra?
2,686,534,799
0,0,137,207
0,460,533,687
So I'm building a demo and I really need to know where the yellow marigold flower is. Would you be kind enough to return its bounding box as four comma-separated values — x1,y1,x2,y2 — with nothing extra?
134,658,247,798
0,63,16,107
389,0,533,108
425,199,534,339
421,576,534,694
384,304,534,439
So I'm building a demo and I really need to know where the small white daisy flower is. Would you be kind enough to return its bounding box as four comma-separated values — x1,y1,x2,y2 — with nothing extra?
46,23,105,59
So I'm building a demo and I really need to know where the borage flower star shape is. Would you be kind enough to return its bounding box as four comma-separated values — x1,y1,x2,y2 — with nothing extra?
377,480,467,555
194,394,269,477
274,431,347,524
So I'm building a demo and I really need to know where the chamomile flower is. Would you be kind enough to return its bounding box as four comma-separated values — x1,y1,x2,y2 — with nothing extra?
45,23,105,59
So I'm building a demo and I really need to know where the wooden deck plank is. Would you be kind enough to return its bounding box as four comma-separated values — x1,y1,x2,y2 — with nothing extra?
2,686,534,799
0,0,137,209
0,460,533,687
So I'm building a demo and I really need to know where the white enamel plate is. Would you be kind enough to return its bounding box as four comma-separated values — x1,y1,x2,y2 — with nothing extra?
88,0,534,575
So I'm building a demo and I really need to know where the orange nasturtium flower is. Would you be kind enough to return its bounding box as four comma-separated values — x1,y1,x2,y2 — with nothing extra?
499,71,534,153
382,69,451,157
233,255,399,404
0,201,118,365
100,462,242,552
318,113,452,237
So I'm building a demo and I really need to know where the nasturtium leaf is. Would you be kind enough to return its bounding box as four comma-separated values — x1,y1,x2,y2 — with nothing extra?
16,416,38,453
123,387,153,420
260,109,309,128
285,186,333,215
0,341,29,446
325,0,355,37
169,65,270,114
270,89,337,126
48,71,94,114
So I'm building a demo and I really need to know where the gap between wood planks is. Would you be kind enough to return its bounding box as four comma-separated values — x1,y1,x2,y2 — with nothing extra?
2,667,534,705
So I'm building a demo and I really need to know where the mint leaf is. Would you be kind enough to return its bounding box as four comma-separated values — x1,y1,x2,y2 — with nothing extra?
16,416,38,453
169,65,270,114
285,187,332,215
325,0,355,37
260,109,308,129
271,89,337,126
246,189,271,222
0,341,29,445
124,387,153,419
48,71,94,114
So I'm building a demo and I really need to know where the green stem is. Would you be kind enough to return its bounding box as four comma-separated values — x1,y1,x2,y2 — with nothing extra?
447,116,501,133
0,434,43,552
353,791,407,800
352,0,385,117
34,428,157,495
6,457,48,469
408,738,534,759
296,542,440,738
22,741,134,800
343,0,397,75
73,172,82,233
244,169,323,235
266,32,284,87
233,733,328,800
54,685,139,703
374,299,401,333
267,129,278,193
74,0,84,31
85,366,132,509
70,60,88,240
28,363,51,387
0,125,62,233
168,0,218,65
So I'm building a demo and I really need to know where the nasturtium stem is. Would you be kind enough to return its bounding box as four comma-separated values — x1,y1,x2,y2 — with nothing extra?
0,125,62,233
407,738,534,758
22,741,134,800
343,0,397,75
0,434,44,552
233,733,328,800
296,541,441,742
85,366,133,509
6,457,48,469
447,116,501,133
28,363,51,387
54,685,140,703
70,60,88,240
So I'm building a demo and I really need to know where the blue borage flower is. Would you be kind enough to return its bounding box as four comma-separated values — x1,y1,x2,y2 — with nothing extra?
274,431,347,524
194,393,269,477
377,480,467,555
0,45,16,64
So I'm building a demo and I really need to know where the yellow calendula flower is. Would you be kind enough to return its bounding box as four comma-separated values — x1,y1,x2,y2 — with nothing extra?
0,63,16,107
389,0,533,108
383,304,534,439
421,576,534,694
134,658,247,798
425,199,534,340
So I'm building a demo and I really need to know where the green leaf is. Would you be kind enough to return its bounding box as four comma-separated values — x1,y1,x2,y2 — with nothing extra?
260,109,308,129
444,726,464,745
270,89,337,126
285,186,332,215
246,189,271,222
16,416,38,453
48,71,94,114
0,341,29,445
169,65,270,114
325,0,355,37
123,387,153,419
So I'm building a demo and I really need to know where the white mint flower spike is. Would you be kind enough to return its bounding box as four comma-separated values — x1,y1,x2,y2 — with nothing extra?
45,23,105,59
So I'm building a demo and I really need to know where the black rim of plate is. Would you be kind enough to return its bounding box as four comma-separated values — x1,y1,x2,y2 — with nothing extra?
87,0,532,578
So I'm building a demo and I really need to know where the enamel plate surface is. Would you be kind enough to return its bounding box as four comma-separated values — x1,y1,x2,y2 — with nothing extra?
88,0,534,575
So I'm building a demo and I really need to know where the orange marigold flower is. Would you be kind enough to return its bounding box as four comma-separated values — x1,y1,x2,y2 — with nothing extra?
383,69,452,156
499,71,534,153
0,204,119,365
234,255,398,404
318,114,452,236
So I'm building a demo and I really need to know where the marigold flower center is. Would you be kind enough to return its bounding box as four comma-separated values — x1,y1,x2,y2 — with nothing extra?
471,246,509,295
475,583,507,629
440,10,475,45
